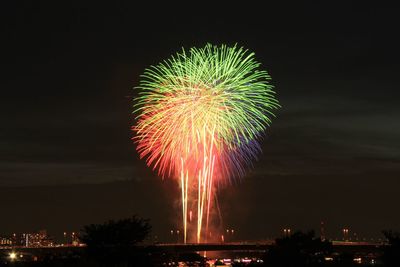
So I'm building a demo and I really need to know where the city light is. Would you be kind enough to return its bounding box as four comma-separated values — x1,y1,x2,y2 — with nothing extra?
9,252,17,261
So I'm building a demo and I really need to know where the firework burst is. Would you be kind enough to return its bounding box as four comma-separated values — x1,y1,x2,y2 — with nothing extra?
133,44,279,243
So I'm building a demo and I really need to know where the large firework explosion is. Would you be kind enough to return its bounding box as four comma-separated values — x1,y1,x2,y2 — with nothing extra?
133,44,279,243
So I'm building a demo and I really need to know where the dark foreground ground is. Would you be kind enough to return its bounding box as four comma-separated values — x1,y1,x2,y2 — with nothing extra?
0,243,388,266
0,254,384,267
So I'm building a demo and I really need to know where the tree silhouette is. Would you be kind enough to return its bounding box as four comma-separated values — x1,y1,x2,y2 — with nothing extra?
382,230,400,267
80,215,151,266
263,231,332,267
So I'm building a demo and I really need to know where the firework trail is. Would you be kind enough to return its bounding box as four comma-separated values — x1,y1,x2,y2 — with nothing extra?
133,44,279,243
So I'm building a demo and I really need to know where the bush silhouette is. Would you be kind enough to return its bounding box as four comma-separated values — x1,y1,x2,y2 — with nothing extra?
80,215,151,266
382,230,400,267
263,231,332,267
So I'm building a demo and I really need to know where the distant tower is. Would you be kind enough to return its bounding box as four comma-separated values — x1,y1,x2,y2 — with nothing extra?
320,221,326,241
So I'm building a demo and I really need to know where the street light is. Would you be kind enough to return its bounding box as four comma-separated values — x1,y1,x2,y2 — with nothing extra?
170,230,180,243
63,232,67,245
342,228,349,241
283,228,291,237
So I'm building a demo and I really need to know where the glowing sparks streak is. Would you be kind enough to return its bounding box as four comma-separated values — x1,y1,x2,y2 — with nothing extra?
205,127,216,243
180,158,189,243
205,154,215,242
195,125,216,243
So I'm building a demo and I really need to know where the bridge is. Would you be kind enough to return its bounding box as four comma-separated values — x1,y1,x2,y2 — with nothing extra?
0,240,384,254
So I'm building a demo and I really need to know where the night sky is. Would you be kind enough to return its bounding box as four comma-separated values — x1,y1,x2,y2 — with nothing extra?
1,2,399,241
